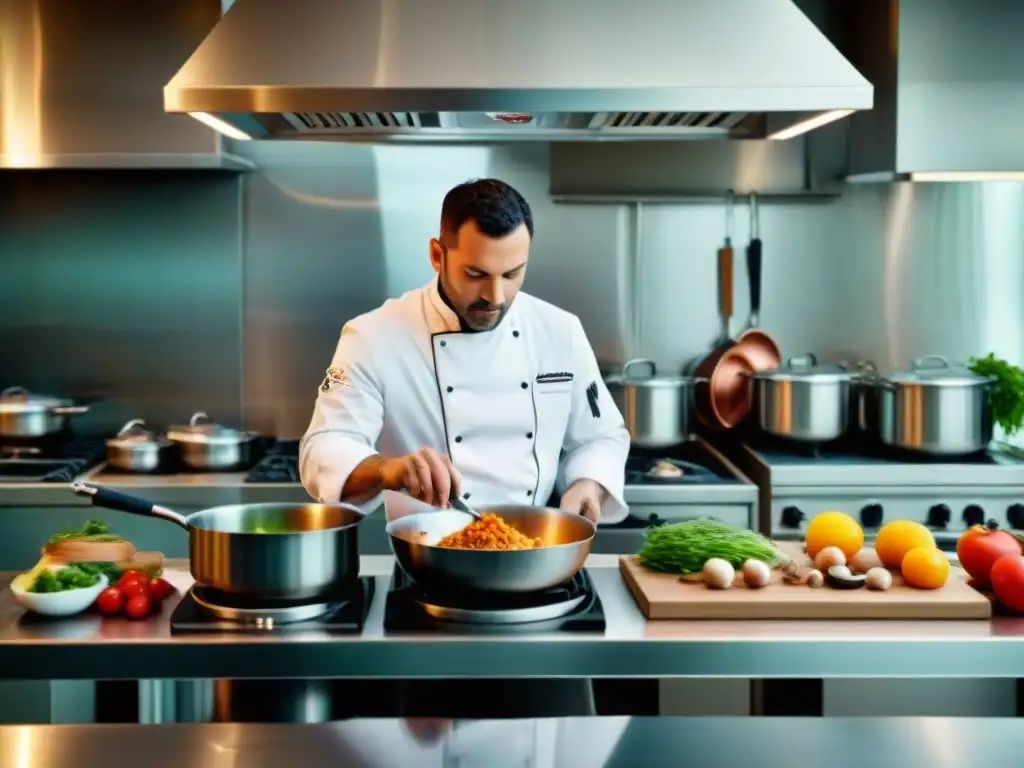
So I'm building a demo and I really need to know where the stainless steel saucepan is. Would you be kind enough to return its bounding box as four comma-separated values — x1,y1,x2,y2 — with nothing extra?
0,386,90,438
604,359,704,448
386,504,595,594
71,481,363,599
167,412,258,471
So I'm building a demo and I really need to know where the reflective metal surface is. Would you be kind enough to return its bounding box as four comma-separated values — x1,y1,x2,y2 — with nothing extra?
75,483,363,599
165,0,871,141
387,506,594,593
2,718,1024,767
844,0,1024,180
5,556,1024,681
604,360,697,449
0,0,252,169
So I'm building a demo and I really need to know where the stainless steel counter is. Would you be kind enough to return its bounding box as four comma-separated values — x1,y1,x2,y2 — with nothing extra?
3,555,1024,681
1,717,1021,767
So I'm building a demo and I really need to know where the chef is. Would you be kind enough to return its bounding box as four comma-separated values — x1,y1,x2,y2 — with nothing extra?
299,177,630,719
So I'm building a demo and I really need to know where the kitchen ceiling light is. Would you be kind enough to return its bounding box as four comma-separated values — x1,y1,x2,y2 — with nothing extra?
768,109,856,140
189,112,252,141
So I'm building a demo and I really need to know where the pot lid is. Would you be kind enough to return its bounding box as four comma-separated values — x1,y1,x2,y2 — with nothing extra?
607,358,697,387
884,355,995,386
106,419,170,449
167,412,253,445
0,386,66,414
750,354,853,383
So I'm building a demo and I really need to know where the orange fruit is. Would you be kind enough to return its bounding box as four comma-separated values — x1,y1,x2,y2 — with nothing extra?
875,520,936,569
805,511,864,560
901,546,950,589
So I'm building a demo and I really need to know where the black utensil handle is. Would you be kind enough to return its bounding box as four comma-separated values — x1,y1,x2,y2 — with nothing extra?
747,238,762,313
71,481,156,516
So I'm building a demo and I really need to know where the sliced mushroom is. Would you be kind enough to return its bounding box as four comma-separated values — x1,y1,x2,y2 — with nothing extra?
826,565,867,590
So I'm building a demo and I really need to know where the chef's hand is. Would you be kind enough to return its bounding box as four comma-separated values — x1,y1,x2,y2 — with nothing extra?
559,479,605,524
379,448,462,508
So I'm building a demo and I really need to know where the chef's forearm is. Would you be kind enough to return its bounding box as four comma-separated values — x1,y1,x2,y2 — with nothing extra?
341,454,387,503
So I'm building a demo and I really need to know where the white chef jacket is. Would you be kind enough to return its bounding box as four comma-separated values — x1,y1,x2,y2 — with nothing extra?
300,278,629,524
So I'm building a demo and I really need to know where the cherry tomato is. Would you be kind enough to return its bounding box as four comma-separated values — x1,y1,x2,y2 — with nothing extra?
147,577,174,602
117,570,149,592
124,594,152,620
96,587,125,616
119,582,148,601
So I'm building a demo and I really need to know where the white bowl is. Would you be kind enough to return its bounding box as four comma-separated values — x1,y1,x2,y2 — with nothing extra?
10,571,109,617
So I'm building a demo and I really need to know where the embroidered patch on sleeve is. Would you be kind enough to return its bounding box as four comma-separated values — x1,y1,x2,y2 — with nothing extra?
320,366,351,393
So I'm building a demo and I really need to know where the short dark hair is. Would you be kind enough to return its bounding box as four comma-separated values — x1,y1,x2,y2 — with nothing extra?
439,178,533,247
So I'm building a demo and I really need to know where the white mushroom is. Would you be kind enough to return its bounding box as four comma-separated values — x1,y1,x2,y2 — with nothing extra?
850,548,883,574
806,569,825,588
813,546,847,572
865,567,893,591
741,559,771,588
702,558,736,590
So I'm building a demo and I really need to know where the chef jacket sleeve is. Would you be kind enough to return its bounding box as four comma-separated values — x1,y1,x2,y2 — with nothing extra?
299,323,384,510
557,317,630,525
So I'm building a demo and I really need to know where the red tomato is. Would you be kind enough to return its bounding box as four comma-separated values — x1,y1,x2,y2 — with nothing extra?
117,570,149,592
96,587,125,616
990,555,1024,613
147,577,174,602
957,524,1022,587
124,594,152,620
121,581,150,598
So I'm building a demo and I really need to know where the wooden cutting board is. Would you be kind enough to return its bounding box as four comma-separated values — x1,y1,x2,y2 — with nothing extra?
620,543,991,620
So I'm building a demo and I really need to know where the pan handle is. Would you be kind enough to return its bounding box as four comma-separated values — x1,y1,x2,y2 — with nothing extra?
70,481,189,529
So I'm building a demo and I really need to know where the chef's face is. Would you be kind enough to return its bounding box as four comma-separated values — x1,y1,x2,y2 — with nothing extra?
430,220,530,331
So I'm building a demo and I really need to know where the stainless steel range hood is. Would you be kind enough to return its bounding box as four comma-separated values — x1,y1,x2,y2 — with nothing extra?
165,0,872,143
843,0,1024,182
0,0,253,170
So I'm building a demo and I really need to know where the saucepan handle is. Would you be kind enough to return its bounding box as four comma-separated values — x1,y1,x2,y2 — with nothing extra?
70,481,189,529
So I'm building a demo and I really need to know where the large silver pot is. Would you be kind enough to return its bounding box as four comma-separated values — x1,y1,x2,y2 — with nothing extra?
747,354,854,442
0,386,90,438
168,411,257,471
105,419,175,473
603,359,701,449
877,355,995,456
386,505,594,594
71,481,363,599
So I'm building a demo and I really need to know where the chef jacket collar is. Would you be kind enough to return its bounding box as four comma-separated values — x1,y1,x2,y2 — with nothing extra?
425,278,518,336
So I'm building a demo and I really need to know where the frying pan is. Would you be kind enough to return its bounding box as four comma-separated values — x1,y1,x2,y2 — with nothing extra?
70,481,363,600
386,504,595,594
736,193,782,370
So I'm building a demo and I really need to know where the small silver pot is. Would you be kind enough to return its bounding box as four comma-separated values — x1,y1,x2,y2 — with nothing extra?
0,386,90,438
604,359,702,449
167,411,257,471
747,354,854,442
106,419,175,473
877,355,995,456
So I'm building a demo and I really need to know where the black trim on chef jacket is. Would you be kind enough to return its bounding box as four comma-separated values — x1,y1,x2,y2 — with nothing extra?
430,281,537,502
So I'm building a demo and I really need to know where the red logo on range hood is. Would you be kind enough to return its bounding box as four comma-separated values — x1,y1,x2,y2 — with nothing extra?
486,113,534,124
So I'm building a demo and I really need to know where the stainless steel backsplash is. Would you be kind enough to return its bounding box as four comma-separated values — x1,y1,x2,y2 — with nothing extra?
1,147,1021,439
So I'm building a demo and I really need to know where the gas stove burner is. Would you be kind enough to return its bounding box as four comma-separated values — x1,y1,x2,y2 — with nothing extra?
0,435,106,482
384,567,605,633
244,440,301,483
625,456,722,485
191,586,336,625
170,578,374,634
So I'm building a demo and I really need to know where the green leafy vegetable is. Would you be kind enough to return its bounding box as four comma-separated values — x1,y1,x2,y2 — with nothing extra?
75,561,124,583
970,354,1024,437
47,519,123,545
27,565,101,594
637,519,781,575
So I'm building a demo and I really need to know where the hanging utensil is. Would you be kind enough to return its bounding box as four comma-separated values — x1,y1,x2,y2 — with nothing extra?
743,193,762,331
716,192,735,345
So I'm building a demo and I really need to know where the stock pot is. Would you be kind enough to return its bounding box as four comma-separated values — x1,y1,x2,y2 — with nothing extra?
167,411,257,471
877,355,995,456
0,386,90,438
604,359,702,449
747,354,854,442
105,419,174,473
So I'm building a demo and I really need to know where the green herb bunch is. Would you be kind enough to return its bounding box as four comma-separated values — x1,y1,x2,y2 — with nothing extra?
637,519,780,575
970,353,1024,437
